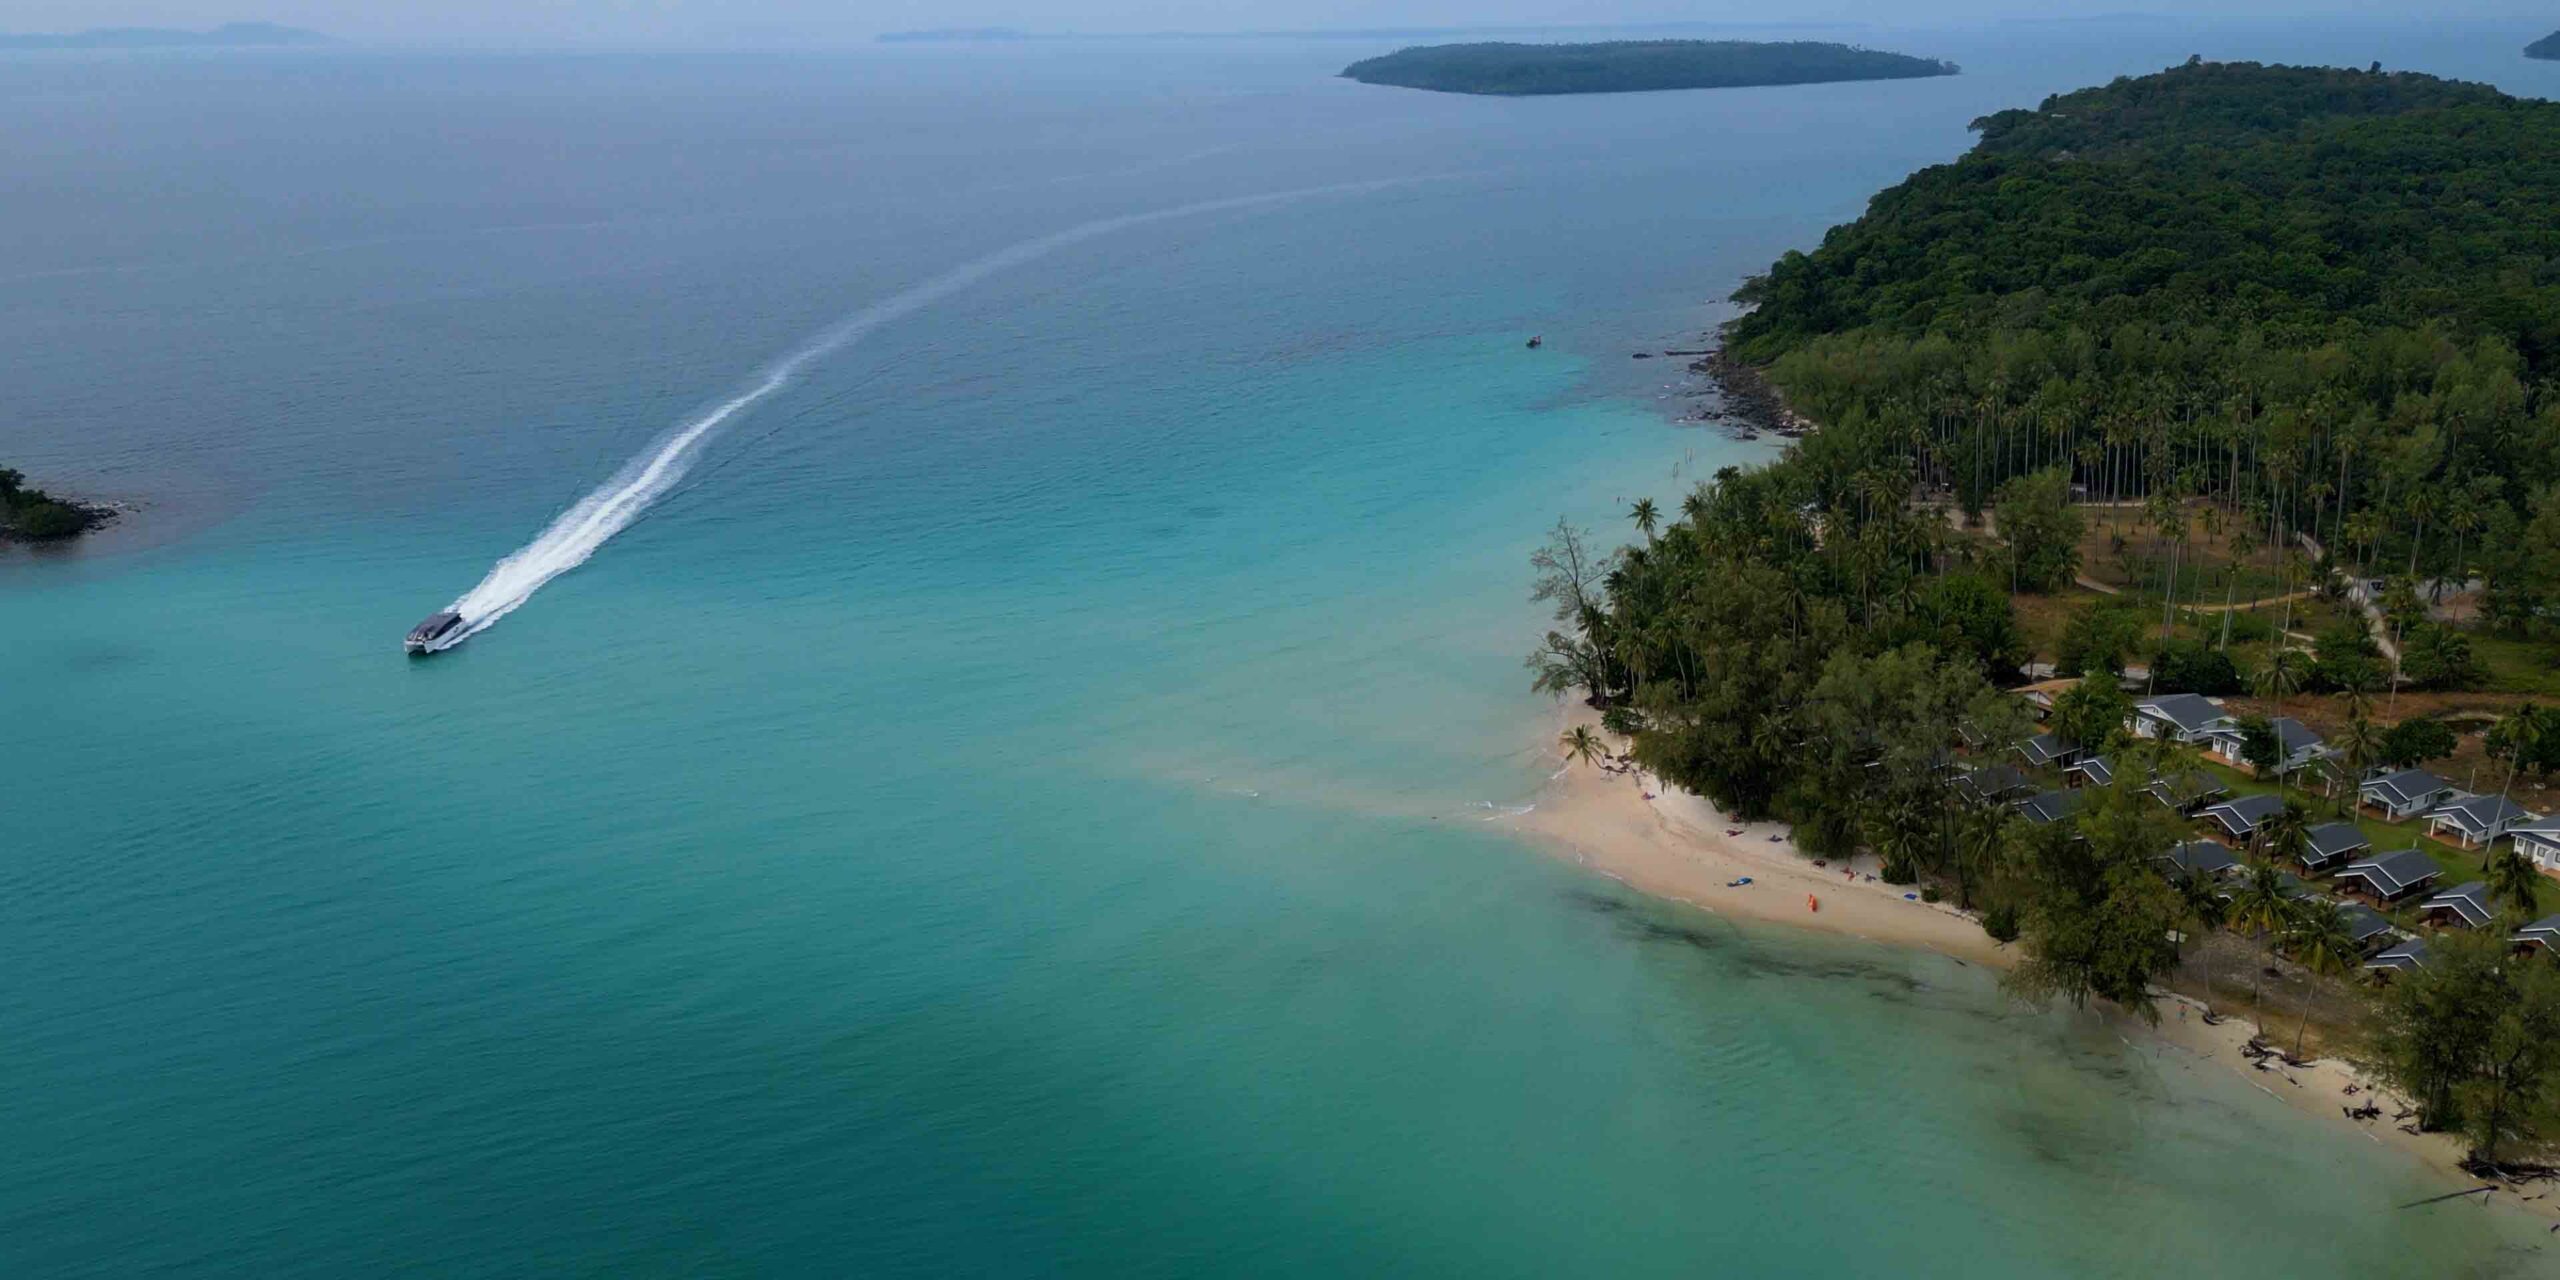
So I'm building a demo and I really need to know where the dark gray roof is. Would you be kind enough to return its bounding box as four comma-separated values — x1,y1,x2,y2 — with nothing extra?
2203,793,2285,835
2017,732,2079,768
2517,914,2560,947
2337,848,2442,898
2339,904,2393,944
2420,881,2495,928
2367,937,2431,972
2362,768,2452,808
2017,788,2088,825
2135,693,2224,735
2069,756,2116,787
2512,816,2560,843
2146,770,2229,809
2159,840,2239,878
2204,715,2325,757
1954,763,2033,802
2301,822,2371,866
2430,794,2540,831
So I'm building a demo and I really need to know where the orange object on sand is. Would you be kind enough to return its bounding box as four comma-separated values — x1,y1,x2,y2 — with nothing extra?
1807,894,1819,913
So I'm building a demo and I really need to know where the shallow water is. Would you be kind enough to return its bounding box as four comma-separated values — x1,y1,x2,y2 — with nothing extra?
6,19,2557,1276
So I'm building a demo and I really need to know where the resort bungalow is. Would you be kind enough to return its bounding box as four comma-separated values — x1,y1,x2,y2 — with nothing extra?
2202,716,2329,776
2297,822,2373,874
2515,914,2560,955
2359,768,2459,822
2367,937,2431,977
2015,732,2082,770
2339,903,2397,953
2417,881,2496,930
2145,769,2230,813
2065,756,2116,788
2013,677,2078,721
1953,762,2035,805
2201,793,2285,842
2016,788,2089,826
2425,794,2541,850
2129,693,2225,743
2512,817,2560,873
2334,848,2443,905
2158,840,2240,881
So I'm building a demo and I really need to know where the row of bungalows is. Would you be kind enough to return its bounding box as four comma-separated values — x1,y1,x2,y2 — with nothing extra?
2152,837,2400,957
1948,734,2486,975
2129,693,2337,777
2371,909,2560,976
2355,767,2551,853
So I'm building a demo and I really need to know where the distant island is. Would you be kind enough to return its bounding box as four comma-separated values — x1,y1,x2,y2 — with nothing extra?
0,22,325,50
876,28,1032,43
2529,30,2560,60
1340,40,1958,96
1,468,108,541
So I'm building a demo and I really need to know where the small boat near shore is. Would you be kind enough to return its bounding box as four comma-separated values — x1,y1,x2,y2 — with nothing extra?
405,610,465,655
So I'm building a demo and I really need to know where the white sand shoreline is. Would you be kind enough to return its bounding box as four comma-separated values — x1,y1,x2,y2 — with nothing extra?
1498,702,2560,1228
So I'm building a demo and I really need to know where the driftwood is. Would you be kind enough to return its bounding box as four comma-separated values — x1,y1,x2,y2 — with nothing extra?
2459,1156,2560,1184
2395,1185,2498,1210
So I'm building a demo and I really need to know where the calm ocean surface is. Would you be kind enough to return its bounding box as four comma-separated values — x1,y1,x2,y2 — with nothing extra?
6,19,2558,1276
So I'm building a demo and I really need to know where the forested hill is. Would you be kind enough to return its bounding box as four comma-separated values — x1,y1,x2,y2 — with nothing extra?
1719,62,2560,617
2529,30,2560,60
1340,40,1958,96
1731,62,2560,363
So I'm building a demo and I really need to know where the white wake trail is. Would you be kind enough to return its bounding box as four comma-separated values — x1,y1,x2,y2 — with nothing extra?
435,180,1411,647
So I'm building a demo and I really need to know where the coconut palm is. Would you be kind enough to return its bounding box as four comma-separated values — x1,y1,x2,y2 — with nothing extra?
2253,647,2309,713
2227,859,2294,1034
2488,846,2545,918
1559,724,1606,770
2177,871,2232,1014
2491,703,2547,806
1629,498,1660,543
2279,900,2361,1060
2336,711,2384,787
2262,798,2313,870
1953,800,2011,911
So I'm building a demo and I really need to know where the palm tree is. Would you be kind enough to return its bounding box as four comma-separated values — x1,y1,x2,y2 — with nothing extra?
1954,801,2011,912
2488,846,2544,919
2262,798,2313,871
2279,900,2361,1060
2337,711,2384,789
2227,859,2293,1034
2491,704,2546,807
1629,498,1660,544
1559,724,1606,770
2178,871,2232,1013
2254,647,2309,714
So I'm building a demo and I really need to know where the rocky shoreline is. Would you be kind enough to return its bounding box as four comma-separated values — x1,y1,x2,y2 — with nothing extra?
1629,334,1814,442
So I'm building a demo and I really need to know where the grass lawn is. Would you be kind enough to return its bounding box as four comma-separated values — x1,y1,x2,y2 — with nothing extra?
2464,628,2560,698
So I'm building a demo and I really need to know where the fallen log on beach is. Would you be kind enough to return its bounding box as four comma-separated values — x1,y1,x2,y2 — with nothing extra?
2394,1185,2498,1210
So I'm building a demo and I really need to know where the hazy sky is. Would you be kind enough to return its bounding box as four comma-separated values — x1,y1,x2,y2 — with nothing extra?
10,2,2553,44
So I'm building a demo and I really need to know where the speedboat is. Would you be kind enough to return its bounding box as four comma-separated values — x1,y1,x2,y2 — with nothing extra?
405,610,464,655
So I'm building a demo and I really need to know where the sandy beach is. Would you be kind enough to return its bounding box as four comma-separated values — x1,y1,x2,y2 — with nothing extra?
1503,703,2560,1228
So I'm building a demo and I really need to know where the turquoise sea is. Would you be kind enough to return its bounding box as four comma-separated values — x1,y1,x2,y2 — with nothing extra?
7,19,2559,1276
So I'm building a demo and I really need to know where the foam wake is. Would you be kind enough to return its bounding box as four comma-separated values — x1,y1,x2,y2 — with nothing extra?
432,180,1409,648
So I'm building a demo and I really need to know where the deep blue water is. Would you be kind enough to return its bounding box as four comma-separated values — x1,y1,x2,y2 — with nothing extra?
7,20,2559,1276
